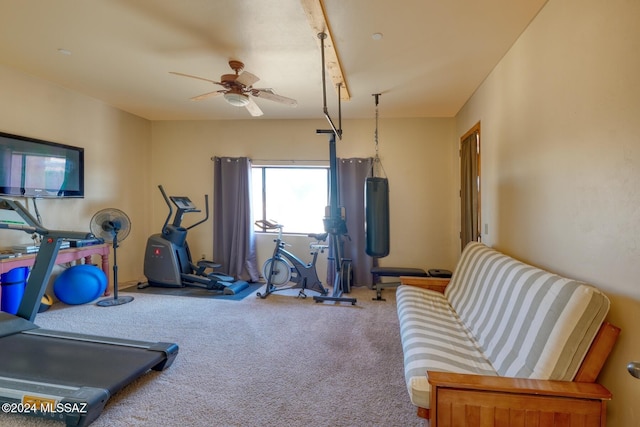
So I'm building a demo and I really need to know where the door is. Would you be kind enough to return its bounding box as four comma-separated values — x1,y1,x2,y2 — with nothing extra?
460,123,481,251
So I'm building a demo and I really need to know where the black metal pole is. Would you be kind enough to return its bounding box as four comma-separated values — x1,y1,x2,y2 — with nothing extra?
312,32,355,305
112,235,119,300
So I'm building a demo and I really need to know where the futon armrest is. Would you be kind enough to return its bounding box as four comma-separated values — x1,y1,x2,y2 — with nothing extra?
399,276,450,293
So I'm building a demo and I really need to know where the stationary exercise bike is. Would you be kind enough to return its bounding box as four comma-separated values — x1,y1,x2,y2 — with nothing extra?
255,220,329,299
141,185,249,295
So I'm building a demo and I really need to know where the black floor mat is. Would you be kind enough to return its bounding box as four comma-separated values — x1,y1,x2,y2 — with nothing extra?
127,282,263,301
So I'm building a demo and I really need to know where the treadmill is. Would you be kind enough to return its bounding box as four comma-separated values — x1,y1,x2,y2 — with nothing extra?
0,198,178,426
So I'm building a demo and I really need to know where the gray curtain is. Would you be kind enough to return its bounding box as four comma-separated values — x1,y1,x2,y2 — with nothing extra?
213,156,259,282
460,131,479,251
326,157,374,288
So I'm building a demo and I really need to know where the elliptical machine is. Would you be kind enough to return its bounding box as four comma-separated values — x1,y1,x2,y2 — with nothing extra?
141,185,249,295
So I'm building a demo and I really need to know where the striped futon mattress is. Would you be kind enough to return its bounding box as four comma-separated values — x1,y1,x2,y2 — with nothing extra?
396,242,610,410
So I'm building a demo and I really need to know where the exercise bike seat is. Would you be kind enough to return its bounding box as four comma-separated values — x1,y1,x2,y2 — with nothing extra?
308,232,329,242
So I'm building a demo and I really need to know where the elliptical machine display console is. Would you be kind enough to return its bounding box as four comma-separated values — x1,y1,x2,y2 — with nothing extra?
141,185,249,295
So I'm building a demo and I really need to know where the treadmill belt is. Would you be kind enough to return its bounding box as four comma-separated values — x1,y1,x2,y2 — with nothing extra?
1,333,165,394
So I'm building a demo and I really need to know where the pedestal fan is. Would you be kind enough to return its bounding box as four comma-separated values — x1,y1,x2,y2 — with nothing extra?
90,208,133,306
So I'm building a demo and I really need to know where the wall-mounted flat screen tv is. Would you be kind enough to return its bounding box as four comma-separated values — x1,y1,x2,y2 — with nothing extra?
0,131,84,198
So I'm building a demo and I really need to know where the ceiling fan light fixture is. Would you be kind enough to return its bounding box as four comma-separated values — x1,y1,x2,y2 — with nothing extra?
224,92,250,107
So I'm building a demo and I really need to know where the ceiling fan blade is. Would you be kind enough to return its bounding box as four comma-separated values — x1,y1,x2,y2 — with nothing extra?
190,91,224,101
236,71,260,87
245,97,264,117
251,89,298,107
169,71,223,86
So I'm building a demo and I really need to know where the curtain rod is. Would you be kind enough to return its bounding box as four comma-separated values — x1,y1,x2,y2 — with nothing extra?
211,157,328,165
250,159,329,167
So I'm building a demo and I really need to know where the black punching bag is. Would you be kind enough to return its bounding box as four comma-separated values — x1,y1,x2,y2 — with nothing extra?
365,177,390,257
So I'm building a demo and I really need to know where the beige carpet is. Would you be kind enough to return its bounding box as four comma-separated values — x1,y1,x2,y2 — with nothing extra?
1,285,422,427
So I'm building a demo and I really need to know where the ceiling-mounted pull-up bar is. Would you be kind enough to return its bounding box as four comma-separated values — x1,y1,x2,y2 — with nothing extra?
318,32,342,140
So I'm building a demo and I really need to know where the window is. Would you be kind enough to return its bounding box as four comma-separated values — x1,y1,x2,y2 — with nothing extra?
252,166,329,234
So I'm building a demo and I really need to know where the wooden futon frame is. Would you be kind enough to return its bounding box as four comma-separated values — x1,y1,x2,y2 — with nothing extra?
401,276,621,427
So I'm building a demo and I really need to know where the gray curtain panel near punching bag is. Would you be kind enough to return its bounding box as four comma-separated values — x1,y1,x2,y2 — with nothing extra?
365,177,390,257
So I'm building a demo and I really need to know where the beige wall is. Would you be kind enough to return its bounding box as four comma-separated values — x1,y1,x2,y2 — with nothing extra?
150,117,459,279
0,64,152,285
456,0,640,425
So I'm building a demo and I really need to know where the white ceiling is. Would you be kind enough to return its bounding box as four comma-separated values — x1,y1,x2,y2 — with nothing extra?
0,0,547,121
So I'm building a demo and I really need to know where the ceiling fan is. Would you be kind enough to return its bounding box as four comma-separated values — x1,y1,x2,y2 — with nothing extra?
170,60,297,117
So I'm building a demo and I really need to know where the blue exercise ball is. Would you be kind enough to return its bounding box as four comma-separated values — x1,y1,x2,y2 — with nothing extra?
53,265,108,305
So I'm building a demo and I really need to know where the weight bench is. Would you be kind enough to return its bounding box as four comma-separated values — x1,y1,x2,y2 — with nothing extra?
371,266,428,301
